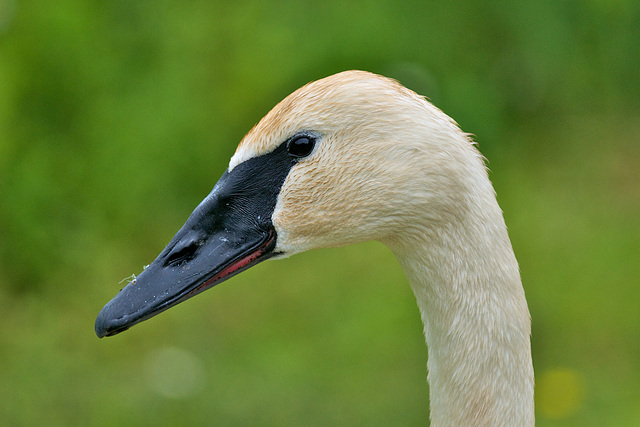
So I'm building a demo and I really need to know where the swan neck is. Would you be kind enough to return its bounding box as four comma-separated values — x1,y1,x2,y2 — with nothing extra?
390,213,534,426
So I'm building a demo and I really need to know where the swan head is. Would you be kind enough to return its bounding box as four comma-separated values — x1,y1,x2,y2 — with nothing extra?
95,70,485,337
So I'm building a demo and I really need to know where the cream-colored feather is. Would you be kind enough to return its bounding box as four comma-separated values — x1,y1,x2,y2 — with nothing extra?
232,70,534,426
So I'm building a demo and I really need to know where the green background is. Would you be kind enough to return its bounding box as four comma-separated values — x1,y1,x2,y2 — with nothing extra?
1,0,639,425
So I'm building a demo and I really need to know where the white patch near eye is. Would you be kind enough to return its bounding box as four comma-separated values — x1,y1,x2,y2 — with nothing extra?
229,139,284,171
228,145,256,171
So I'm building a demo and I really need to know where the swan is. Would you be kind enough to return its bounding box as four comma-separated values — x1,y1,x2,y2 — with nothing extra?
95,70,534,425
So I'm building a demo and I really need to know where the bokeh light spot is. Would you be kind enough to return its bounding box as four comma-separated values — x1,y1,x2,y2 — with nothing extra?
145,346,205,399
537,368,586,419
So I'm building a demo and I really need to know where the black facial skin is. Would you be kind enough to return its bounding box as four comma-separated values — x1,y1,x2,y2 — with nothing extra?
95,133,317,337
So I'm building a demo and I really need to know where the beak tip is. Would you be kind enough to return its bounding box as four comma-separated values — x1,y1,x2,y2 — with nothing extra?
94,302,128,338
94,307,112,338
94,318,107,339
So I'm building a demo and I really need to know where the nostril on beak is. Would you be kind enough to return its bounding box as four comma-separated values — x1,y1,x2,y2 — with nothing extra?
164,236,203,267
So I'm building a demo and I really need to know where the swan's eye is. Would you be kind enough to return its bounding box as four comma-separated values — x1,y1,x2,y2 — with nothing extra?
287,135,315,158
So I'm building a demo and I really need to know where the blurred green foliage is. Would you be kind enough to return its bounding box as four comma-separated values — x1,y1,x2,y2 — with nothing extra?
1,0,639,425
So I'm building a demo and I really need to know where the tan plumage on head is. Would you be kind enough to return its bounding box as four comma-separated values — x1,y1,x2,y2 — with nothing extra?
233,72,478,250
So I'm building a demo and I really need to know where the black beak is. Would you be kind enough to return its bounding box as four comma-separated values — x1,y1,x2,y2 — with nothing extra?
95,143,295,337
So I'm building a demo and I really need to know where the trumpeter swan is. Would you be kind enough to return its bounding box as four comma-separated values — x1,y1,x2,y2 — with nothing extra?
96,70,534,426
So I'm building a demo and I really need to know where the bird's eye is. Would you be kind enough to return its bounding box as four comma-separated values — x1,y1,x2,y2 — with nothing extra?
287,135,315,158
